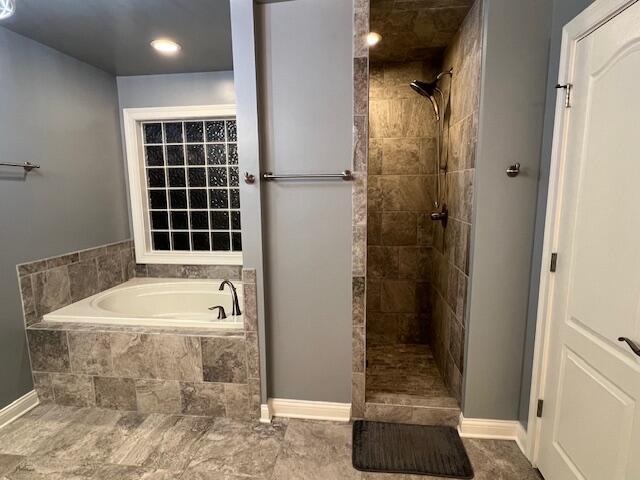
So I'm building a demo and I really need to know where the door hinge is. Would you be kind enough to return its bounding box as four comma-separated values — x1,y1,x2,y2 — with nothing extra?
537,399,544,418
556,83,573,108
550,253,558,272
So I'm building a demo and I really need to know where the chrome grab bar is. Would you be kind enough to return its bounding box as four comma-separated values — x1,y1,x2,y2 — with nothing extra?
0,162,41,172
263,170,352,181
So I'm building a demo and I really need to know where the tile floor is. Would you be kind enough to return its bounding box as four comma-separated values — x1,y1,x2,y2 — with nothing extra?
0,404,542,479
366,344,457,408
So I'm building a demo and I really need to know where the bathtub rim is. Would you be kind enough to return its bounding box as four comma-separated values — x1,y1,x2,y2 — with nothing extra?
43,277,245,329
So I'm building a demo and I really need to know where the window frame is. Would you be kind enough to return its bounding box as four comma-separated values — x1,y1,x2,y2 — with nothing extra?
123,104,242,265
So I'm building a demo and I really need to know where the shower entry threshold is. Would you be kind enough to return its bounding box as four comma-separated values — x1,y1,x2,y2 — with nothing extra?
364,344,460,426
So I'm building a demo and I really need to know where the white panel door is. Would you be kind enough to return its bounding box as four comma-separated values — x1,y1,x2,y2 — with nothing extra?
538,2,640,479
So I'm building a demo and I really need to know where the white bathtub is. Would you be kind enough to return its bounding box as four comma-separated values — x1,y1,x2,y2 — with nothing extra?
44,278,244,329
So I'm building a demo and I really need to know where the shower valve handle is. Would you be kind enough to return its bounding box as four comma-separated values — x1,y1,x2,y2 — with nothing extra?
506,163,521,177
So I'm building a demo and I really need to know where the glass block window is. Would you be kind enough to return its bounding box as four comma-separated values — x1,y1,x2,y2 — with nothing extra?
142,119,241,252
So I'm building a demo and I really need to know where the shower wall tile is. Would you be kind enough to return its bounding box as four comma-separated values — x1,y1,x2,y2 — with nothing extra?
353,115,368,172
367,246,399,279
427,0,482,397
353,326,365,373
352,0,370,418
352,276,366,327
381,211,417,245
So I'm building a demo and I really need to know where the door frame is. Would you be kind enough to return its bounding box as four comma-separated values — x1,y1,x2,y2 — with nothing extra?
526,0,639,465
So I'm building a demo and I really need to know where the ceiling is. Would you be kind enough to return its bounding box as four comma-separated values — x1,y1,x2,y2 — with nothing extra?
370,0,474,64
1,0,233,76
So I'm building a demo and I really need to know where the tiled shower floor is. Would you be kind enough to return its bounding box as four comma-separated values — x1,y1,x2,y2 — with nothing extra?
366,344,458,408
0,404,542,479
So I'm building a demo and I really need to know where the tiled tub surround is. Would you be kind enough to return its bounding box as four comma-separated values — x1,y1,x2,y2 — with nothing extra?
17,240,260,418
26,325,257,418
24,268,261,418
428,0,483,403
17,240,136,327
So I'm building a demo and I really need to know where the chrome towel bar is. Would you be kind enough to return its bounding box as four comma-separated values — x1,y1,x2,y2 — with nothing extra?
263,170,352,181
0,162,40,172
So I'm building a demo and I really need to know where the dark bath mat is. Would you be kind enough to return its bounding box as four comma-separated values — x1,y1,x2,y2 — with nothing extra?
352,420,474,478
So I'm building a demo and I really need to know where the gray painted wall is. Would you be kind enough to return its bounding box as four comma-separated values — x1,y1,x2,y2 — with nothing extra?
463,0,553,420
116,72,235,110
518,0,595,425
0,27,130,409
256,0,354,402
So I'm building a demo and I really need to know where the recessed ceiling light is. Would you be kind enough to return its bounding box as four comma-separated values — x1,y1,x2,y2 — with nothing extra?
0,0,16,20
367,32,382,47
151,39,182,55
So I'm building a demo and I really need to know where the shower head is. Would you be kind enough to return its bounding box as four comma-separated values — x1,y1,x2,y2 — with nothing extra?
409,69,453,121
410,80,441,120
410,80,438,97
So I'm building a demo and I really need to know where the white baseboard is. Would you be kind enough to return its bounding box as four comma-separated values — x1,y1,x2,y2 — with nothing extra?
515,422,528,458
0,391,39,429
260,403,273,424
261,398,351,423
458,413,523,441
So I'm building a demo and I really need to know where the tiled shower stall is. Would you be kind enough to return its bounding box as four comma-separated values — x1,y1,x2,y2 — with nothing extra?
352,0,482,424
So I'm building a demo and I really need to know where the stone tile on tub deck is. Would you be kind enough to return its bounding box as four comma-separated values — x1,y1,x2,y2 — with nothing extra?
27,330,70,372
201,337,247,384
180,382,226,416
97,254,124,291
245,331,260,380
135,379,181,414
32,372,54,403
32,267,71,318
68,331,113,375
224,384,250,419
110,333,157,379
94,377,137,411
51,373,95,407
242,268,256,284
243,283,258,332
153,335,203,382
17,259,47,277
18,275,37,326
67,259,100,303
